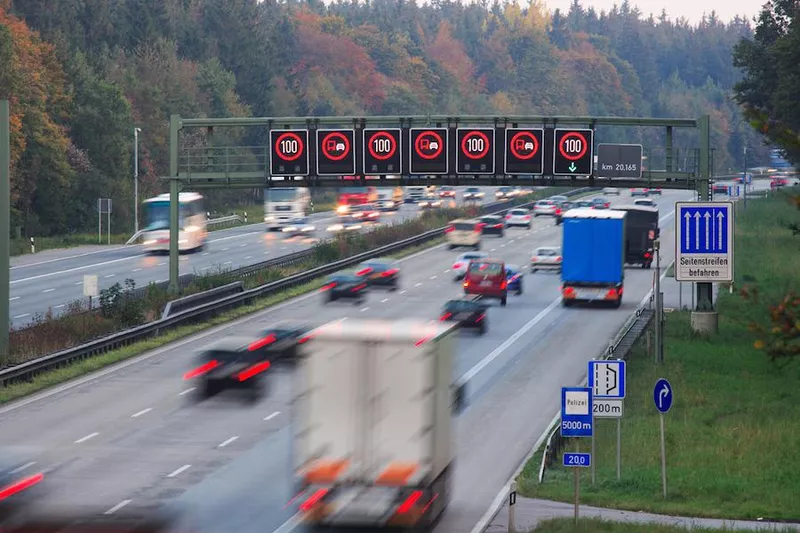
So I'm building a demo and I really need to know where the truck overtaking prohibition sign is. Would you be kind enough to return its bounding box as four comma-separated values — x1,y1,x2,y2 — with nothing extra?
456,128,495,174
363,128,402,174
410,128,448,174
270,129,309,176
316,129,356,176
504,128,544,175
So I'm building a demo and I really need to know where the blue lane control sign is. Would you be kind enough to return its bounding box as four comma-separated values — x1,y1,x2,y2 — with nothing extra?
561,387,593,437
588,360,626,399
653,378,673,413
563,452,591,468
674,201,734,283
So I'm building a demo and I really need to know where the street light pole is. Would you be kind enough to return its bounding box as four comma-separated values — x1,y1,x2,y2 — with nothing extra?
743,146,748,210
134,127,141,234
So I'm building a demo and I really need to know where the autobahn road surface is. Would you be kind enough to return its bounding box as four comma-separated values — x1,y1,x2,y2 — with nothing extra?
8,186,507,327
0,188,693,533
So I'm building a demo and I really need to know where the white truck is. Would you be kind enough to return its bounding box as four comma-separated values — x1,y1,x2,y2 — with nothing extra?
291,319,466,530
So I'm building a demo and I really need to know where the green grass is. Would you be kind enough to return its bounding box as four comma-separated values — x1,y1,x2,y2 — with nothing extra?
0,235,447,405
517,188,800,521
527,518,799,533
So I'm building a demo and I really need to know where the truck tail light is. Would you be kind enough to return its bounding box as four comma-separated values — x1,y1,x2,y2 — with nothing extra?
563,286,576,299
556,256,562,262
644,252,652,259
397,490,424,514
605,288,619,299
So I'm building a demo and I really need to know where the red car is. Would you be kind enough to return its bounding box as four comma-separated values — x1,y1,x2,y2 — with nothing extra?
463,258,508,306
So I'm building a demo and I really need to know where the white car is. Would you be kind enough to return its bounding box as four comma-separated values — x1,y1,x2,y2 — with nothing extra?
505,208,532,229
463,187,484,200
531,246,562,272
281,217,315,236
633,198,657,207
603,187,620,196
418,195,442,208
452,251,488,280
533,200,558,216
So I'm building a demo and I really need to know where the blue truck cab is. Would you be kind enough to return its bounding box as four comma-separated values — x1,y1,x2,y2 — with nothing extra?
560,208,626,308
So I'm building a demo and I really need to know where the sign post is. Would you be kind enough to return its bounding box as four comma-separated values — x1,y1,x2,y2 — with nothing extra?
596,144,643,179
653,378,673,498
561,386,593,523
97,199,112,244
588,360,626,483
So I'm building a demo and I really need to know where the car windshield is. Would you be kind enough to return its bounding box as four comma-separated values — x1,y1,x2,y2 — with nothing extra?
536,247,560,256
537,200,553,206
551,196,568,202
445,300,483,312
510,209,528,215
460,252,485,261
329,273,359,283
468,262,503,275
481,216,500,222
453,222,476,231
466,187,480,192
362,260,391,271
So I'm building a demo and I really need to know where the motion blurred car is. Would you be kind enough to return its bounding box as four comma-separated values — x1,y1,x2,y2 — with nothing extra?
375,191,400,211
712,183,728,195
770,177,789,187
505,264,524,295
463,258,508,306
320,269,369,304
495,186,514,200
505,208,532,229
575,200,593,208
326,221,363,233
0,451,47,521
439,185,456,198
440,298,488,335
479,215,505,237
555,201,576,225
280,217,315,236
533,199,558,216
630,188,649,197
452,251,488,280
347,204,380,222
649,188,662,196
183,337,272,403
446,219,482,250
549,195,569,206
531,246,562,272
633,198,657,208
418,194,442,208
463,187,484,201
250,320,311,363
356,258,400,290
602,187,621,196
591,197,610,209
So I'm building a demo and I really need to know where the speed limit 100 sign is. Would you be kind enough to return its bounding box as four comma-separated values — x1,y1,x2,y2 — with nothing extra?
363,128,402,175
456,128,495,175
553,128,594,176
270,129,309,177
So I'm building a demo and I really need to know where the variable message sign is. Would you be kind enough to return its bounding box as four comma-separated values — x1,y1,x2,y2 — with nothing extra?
363,128,402,175
504,128,544,175
456,128,495,174
409,128,448,174
316,129,356,176
270,130,309,176
553,129,594,176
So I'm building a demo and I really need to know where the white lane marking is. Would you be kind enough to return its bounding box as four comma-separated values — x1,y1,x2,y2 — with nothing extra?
74,281,83,285
240,243,247,247
429,275,437,280
218,436,239,448
11,247,131,270
222,248,229,252
360,307,369,312
132,268,142,272
9,296,19,301
155,279,165,283
74,432,99,444
201,266,212,271
202,252,210,256
271,513,302,533
380,298,389,303
104,274,115,278
55,304,65,309
245,256,252,259
158,262,166,266
104,500,132,515
9,462,36,475
13,314,29,319
263,411,280,421
167,464,191,478
224,261,232,265
42,288,55,293
399,290,407,295
443,269,450,274
12,255,142,284
179,388,195,396
414,282,422,287
264,251,270,255
131,408,152,418
490,248,496,252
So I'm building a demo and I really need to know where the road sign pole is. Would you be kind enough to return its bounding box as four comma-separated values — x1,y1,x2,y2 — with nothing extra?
590,420,595,485
107,209,111,245
655,239,663,363
168,115,180,294
98,201,102,243
574,440,580,524
0,100,10,367
616,418,621,480
660,412,667,498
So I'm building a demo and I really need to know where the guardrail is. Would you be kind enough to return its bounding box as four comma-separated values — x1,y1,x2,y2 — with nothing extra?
161,282,244,319
1,187,596,388
536,262,668,483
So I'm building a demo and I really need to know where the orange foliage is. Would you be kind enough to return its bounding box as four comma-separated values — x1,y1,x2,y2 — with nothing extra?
426,21,476,88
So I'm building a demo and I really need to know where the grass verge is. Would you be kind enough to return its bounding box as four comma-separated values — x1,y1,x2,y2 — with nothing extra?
0,235,446,405
527,518,800,533
517,189,800,521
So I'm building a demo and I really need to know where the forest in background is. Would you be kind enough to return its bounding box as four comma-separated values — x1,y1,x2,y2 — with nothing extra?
0,0,772,237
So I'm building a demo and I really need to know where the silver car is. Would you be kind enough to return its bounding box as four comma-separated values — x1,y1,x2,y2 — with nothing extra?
452,251,488,280
533,199,558,216
603,187,621,196
505,208,532,228
531,246,562,272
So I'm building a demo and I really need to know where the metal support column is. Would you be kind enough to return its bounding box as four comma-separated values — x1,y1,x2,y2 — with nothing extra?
695,115,714,312
0,100,10,366
168,115,181,294
665,126,673,174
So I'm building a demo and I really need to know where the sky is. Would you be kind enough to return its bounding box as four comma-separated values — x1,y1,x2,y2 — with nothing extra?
542,0,760,24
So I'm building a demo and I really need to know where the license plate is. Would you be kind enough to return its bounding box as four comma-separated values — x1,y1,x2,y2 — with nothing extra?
480,281,493,287
455,313,470,320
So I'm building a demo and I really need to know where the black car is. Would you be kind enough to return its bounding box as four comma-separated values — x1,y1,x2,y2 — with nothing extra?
555,201,576,225
576,200,593,208
479,215,505,237
357,258,400,290
184,336,272,403
321,270,369,304
250,321,310,363
440,298,489,335
591,197,610,209
0,451,47,523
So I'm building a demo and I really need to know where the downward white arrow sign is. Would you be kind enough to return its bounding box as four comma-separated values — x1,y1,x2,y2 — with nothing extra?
717,210,725,251
694,212,701,250
684,212,691,250
704,211,712,250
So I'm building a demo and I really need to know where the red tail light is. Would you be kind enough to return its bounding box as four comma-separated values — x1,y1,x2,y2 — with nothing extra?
248,334,276,351
298,333,316,344
453,263,462,270
184,360,220,380
397,490,424,514
381,268,399,277
0,472,45,501
463,280,469,288
500,280,507,289
475,224,484,233
605,288,618,299
351,283,367,292
556,256,562,262
237,360,271,381
356,267,372,276
644,252,652,259
475,313,485,322
493,224,503,228
445,225,455,233
440,312,452,321
505,214,511,219
320,282,337,291
555,209,562,215
524,215,531,220
299,488,329,512
563,286,577,298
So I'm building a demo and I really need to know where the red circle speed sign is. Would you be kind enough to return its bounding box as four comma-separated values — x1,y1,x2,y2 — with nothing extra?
510,131,540,160
367,131,397,161
320,131,351,162
558,131,588,161
274,132,304,162
414,130,444,160
460,130,490,160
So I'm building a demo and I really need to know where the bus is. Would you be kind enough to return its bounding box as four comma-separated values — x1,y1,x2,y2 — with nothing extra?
264,187,311,230
142,192,208,253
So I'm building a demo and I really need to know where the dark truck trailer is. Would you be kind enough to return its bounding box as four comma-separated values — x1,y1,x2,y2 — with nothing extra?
615,205,659,269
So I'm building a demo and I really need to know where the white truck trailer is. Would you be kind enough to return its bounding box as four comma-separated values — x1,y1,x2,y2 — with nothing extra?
290,319,466,530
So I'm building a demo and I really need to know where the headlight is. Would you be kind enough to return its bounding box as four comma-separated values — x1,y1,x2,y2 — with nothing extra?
302,225,315,232
327,224,343,232
336,205,348,214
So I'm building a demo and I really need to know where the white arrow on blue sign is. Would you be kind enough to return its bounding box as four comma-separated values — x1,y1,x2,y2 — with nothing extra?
653,378,673,413
674,201,734,283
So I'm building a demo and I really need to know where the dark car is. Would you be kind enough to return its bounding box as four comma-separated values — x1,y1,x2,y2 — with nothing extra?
0,451,47,523
250,320,310,363
440,298,489,335
463,258,508,306
356,258,400,290
591,197,610,209
183,336,272,403
320,270,369,304
555,201,576,225
712,183,728,195
479,215,505,237
576,200,593,208
505,264,524,295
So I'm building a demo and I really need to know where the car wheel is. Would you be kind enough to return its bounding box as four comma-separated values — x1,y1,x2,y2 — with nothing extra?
517,285,523,295
448,244,454,250
531,268,537,273
500,296,507,306
474,243,481,250
527,223,532,229
562,299,573,307
479,323,487,335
